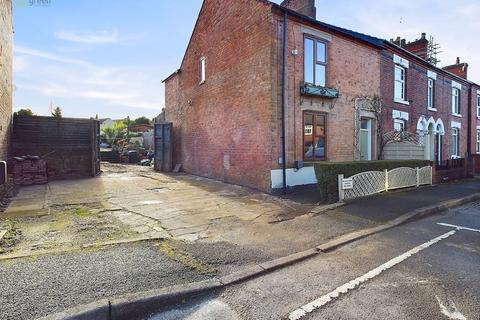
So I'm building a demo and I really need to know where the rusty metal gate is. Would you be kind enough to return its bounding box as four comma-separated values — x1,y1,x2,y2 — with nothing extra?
154,122,173,172
91,119,101,176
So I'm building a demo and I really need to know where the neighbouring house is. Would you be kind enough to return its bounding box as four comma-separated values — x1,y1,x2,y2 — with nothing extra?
380,35,480,163
129,123,153,133
0,0,13,166
164,0,479,193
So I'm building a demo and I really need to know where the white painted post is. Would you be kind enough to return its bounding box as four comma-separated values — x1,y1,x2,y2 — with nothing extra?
416,167,420,187
338,174,345,202
384,169,389,192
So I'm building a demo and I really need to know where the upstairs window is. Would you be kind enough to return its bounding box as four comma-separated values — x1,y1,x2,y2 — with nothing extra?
427,78,435,109
477,93,480,118
394,65,406,102
199,57,206,84
304,37,327,87
452,87,460,115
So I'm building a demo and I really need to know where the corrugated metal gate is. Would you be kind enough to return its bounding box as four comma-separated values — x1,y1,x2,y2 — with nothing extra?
154,123,173,172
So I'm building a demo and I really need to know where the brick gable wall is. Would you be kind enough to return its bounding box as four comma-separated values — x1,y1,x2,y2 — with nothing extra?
0,0,13,162
165,0,275,192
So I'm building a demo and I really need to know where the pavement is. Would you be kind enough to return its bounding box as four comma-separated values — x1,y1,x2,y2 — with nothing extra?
337,178,480,222
148,200,480,320
1,164,479,319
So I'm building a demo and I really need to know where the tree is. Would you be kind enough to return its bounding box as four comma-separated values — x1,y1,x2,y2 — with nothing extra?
51,106,62,118
133,116,151,125
101,121,126,146
14,108,34,116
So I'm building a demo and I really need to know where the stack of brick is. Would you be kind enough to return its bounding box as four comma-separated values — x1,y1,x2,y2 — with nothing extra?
12,156,47,185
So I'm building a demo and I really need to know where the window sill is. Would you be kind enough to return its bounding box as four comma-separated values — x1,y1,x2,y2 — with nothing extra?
394,99,410,106
199,80,206,85
427,107,437,112
452,113,462,118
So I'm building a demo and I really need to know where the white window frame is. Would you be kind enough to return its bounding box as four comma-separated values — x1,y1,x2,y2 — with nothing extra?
394,119,405,132
427,78,436,111
452,87,460,116
477,129,480,154
451,127,459,158
199,57,206,84
394,65,408,104
477,92,480,118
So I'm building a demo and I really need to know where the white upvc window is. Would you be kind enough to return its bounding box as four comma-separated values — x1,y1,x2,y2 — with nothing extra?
199,57,206,84
451,127,459,158
477,93,480,118
477,129,480,154
452,87,460,115
427,78,435,110
394,119,405,132
394,65,406,102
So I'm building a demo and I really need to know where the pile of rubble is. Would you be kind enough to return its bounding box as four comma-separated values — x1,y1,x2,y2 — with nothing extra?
12,156,48,186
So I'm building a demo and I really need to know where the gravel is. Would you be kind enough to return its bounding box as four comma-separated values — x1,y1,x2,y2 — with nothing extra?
0,242,211,320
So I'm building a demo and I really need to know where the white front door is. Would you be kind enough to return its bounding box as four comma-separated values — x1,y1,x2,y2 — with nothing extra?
360,118,372,161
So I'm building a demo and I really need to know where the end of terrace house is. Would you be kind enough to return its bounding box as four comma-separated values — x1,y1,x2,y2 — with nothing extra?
163,0,480,194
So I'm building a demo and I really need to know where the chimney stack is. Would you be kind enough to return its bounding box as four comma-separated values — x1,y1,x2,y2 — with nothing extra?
403,33,429,60
280,0,316,19
443,57,469,79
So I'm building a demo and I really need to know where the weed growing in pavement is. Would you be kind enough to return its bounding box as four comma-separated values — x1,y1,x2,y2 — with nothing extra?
0,219,21,252
157,240,216,275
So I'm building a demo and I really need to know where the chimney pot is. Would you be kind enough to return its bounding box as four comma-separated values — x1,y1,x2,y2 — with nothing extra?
456,57,460,64
421,32,426,39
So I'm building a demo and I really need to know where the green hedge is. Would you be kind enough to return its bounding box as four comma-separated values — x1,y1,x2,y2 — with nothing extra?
314,160,431,203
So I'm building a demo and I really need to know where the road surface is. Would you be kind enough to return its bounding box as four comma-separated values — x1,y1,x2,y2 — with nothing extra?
148,200,480,320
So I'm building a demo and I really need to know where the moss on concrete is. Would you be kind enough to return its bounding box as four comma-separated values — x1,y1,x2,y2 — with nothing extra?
157,240,215,275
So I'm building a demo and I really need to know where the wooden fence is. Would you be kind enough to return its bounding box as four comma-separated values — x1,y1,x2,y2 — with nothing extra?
12,115,100,179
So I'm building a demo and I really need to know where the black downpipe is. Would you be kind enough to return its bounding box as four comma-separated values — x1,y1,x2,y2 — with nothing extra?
467,87,472,155
281,12,287,194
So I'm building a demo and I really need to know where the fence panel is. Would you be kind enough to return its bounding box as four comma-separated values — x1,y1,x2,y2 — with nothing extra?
388,167,417,190
340,166,432,202
344,171,386,200
418,166,432,185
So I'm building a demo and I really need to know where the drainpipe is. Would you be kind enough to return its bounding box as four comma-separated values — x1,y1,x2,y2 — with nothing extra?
467,86,472,156
281,11,288,194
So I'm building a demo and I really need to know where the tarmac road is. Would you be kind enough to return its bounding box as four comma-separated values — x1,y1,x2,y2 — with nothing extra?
148,201,480,320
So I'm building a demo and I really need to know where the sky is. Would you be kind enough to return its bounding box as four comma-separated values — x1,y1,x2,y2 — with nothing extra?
13,0,480,119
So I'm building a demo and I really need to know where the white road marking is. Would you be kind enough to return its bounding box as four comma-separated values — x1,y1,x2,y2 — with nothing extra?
288,230,457,320
437,222,480,233
435,296,467,320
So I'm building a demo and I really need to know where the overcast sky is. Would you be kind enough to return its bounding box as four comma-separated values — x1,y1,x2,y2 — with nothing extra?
13,0,480,119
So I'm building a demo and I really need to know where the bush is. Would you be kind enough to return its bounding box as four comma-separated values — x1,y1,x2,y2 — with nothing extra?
314,160,431,203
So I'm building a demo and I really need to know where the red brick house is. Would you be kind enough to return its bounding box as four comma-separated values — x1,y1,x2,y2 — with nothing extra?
164,0,479,193
380,35,479,164
0,0,13,165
